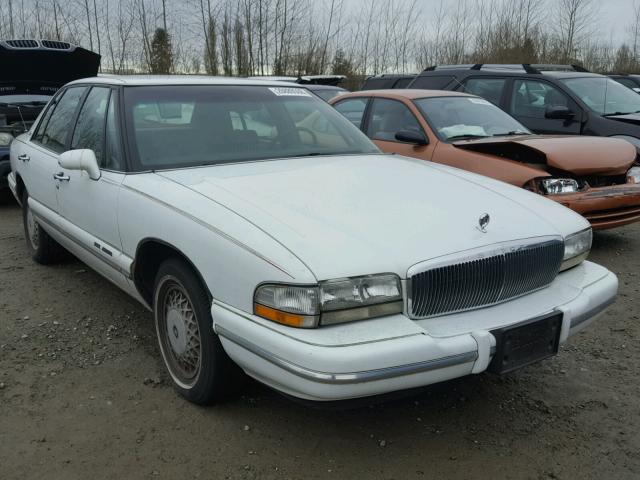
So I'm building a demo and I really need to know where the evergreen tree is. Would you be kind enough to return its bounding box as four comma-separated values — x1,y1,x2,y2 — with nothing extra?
150,28,173,74
204,20,219,75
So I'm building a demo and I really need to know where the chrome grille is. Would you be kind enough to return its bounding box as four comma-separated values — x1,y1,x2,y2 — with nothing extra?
5,39,38,48
408,238,564,318
41,40,72,50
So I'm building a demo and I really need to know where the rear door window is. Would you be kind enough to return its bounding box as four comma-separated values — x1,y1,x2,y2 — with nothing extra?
462,78,506,106
33,86,86,153
410,76,455,89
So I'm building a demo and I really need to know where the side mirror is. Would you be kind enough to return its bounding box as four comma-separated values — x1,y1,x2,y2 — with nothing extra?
395,130,429,145
59,149,101,180
545,105,575,120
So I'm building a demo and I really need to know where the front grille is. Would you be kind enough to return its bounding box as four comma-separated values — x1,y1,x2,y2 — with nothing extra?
5,39,38,48
41,40,72,50
408,238,564,318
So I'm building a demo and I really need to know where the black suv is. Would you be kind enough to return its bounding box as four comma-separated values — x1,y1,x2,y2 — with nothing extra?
406,64,640,150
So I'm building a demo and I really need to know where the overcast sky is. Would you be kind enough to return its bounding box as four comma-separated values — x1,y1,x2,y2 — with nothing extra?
593,0,637,42
345,0,638,45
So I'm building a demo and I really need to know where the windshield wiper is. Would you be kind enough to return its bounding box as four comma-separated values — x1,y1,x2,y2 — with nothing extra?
446,134,490,141
602,110,640,117
492,130,530,137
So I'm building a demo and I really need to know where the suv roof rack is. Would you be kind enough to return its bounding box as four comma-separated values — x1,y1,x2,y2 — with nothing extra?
423,63,589,74
365,73,416,79
530,64,589,72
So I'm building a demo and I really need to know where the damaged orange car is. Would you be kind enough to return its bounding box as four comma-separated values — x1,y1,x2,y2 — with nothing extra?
331,90,640,229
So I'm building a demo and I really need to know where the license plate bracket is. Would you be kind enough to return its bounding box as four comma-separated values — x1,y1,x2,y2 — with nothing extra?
488,312,563,374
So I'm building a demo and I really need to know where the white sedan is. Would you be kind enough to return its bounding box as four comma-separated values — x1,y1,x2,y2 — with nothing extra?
8,76,617,404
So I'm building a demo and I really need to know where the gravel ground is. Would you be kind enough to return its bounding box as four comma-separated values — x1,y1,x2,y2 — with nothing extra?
1,197,639,480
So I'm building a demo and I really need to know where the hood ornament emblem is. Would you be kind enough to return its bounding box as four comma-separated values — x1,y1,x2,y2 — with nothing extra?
477,213,490,233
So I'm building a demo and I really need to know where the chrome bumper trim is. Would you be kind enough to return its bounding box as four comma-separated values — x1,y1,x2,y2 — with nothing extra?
569,294,616,329
215,324,477,385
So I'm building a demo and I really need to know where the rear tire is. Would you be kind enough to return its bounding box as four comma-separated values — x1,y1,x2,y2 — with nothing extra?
153,258,243,404
22,191,64,264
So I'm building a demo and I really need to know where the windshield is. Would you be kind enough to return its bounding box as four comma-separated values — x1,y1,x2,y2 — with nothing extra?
561,77,640,115
0,94,52,104
413,96,531,140
124,85,378,170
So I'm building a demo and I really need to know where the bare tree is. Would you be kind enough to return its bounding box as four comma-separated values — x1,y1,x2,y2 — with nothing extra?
554,0,599,62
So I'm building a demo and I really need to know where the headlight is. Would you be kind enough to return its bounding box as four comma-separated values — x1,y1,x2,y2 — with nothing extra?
0,132,13,146
254,274,403,328
628,166,640,183
540,178,579,195
561,228,592,271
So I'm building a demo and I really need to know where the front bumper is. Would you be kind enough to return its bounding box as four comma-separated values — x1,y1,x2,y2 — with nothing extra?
550,182,640,229
213,261,617,401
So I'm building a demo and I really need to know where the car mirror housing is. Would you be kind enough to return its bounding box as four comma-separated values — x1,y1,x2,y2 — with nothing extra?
395,130,429,145
545,106,575,120
59,149,101,180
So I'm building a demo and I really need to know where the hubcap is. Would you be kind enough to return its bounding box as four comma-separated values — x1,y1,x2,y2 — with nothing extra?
26,207,40,250
159,283,201,386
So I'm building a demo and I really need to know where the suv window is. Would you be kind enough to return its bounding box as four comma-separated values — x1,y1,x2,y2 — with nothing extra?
394,77,415,88
614,77,639,90
510,79,571,118
462,78,506,106
71,87,111,164
410,76,454,89
33,86,86,153
334,98,368,129
367,98,422,142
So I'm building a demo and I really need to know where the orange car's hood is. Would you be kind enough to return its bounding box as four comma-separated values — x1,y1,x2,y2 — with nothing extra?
453,135,636,176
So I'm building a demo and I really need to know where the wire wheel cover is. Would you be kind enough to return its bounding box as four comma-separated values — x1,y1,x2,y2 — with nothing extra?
26,207,40,250
161,284,202,384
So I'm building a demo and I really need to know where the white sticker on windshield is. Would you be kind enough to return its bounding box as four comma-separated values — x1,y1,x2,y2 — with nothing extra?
269,87,312,97
468,98,491,105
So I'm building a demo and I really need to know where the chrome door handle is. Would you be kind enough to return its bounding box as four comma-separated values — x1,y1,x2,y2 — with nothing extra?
18,154,30,162
53,172,70,182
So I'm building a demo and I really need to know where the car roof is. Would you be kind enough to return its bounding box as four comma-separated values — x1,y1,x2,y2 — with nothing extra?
68,75,312,88
335,89,474,100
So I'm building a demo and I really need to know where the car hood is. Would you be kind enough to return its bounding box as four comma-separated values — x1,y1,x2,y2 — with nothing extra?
453,135,636,176
158,154,584,280
604,113,640,125
0,42,100,85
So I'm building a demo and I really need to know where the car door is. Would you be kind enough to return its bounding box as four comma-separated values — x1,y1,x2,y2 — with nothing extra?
507,78,582,135
363,97,436,160
55,86,130,287
18,86,87,211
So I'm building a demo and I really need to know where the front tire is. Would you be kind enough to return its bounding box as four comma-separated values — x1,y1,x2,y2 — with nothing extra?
22,191,64,264
153,258,242,404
